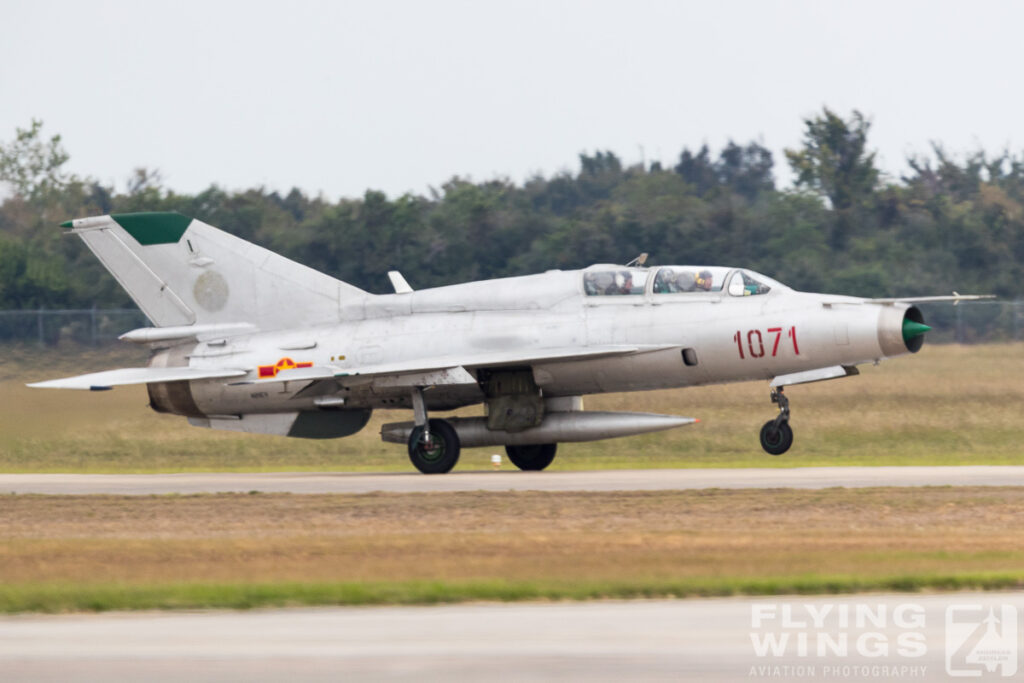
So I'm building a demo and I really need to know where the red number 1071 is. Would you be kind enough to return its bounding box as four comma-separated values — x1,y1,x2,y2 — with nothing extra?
733,326,799,359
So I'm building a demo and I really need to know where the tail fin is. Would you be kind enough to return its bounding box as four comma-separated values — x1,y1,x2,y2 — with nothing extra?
62,212,365,330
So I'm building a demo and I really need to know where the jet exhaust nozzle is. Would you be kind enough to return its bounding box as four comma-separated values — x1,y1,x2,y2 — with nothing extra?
878,305,928,356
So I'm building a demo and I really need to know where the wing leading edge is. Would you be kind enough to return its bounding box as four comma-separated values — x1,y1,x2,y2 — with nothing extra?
27,367,247,391
27,345,676,392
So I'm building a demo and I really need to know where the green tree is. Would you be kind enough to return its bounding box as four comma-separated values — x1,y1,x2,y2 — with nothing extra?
1,114,1022,332
674,145,717,195
717,141,774,200
785,108,878,247
0,120,73,202
577,151,624,201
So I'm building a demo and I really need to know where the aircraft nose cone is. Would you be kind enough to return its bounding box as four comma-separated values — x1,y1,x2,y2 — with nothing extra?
902,319,931,343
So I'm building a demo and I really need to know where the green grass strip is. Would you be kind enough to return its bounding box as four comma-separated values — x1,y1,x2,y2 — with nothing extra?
3,573,1024,614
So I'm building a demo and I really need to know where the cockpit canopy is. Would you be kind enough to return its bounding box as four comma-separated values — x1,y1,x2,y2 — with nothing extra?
583,265,782,297
582,268,649,296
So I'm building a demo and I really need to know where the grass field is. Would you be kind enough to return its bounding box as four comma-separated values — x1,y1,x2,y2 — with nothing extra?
0,344,1019,473
1,343,1023,472
3,344,1022,614
2,487,1024,612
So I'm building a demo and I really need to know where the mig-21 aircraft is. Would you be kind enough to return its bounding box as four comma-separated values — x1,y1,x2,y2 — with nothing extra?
29,212,991,473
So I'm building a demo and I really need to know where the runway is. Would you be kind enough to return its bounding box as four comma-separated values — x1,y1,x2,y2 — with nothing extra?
3,465,1024,495
1,592,1019,681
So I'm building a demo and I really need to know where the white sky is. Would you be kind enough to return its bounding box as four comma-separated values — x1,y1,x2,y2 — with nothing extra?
2,0,1022,199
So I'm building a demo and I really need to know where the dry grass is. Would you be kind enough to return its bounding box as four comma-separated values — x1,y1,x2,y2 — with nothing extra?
2,488,1024,588
1,343,1023,472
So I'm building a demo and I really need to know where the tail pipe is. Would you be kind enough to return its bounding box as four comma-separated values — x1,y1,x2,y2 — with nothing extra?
878,305,930,356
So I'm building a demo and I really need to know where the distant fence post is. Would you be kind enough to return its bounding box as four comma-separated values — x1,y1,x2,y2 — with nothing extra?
37,306,44,347
90,304,97,346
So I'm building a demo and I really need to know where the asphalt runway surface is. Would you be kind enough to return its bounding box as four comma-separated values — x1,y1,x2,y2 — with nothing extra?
3,465,1024,495
2,592,1020,681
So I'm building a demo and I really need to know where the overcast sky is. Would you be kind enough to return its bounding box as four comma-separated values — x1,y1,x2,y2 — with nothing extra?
2,0,1022,199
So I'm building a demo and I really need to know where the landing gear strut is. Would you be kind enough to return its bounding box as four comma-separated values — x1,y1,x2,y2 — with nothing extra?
759,387,793,456
407,388,461,474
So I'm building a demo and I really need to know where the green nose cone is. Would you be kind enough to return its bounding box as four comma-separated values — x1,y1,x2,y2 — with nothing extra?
902,319,932,343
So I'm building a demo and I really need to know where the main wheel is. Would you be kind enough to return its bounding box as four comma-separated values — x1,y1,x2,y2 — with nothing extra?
505,443,557,471
759,420,793,456
408,419,461,474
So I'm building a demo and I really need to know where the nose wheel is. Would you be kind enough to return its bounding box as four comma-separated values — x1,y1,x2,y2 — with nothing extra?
759,387,793,455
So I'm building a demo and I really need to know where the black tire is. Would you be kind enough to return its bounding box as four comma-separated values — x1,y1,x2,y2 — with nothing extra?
505,443,557,471
759,420,793,456
408,419,461,474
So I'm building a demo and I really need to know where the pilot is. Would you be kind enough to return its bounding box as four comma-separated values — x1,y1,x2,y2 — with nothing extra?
588,272,614,295
652,269,670,293
606,270,630,294
673,270,697,292
613,271,633,295
695,269,714,291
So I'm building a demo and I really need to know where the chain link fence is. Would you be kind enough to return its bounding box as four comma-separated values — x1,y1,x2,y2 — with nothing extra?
0,308,150,346
915,301,1024,344
0,302,1020,347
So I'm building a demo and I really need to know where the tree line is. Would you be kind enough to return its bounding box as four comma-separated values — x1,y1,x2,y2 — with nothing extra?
1,109,1022,322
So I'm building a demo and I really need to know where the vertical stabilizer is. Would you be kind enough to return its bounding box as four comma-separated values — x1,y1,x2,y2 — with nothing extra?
62,212,365,330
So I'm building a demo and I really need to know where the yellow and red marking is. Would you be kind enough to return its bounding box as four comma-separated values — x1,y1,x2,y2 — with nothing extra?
257,357,313,378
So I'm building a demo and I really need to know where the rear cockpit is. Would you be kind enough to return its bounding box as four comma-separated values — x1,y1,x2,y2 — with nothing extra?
582,265,783,298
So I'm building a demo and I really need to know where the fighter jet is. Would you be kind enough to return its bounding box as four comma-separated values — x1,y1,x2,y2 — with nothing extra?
29,212,991,473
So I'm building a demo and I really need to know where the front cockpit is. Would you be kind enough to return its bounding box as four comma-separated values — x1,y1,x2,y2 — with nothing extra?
582,265,783,298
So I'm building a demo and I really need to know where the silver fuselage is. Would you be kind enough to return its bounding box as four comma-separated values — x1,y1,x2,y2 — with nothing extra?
166,269,910,417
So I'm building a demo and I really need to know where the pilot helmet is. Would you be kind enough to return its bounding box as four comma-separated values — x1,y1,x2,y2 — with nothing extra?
696,270,713,291
674,270,694,284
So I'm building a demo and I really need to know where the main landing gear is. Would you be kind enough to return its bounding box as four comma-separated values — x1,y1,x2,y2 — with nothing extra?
407,388,461,474
505,444,557,471
759,387,793,456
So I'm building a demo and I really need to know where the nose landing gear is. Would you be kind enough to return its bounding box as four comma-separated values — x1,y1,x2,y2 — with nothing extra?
759,387,793,455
